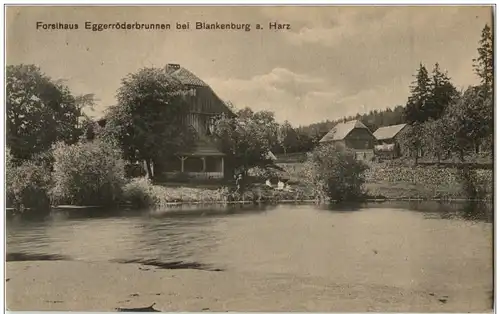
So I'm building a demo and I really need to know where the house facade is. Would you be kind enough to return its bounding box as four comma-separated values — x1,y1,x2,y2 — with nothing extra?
156,64,234,180
319,120,376,161
373,123,408,159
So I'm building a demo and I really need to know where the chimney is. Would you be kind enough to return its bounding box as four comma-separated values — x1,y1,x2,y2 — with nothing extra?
166,63,180,73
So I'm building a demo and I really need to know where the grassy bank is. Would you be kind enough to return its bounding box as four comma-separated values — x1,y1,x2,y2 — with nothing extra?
37,159,492,210
120,164,493,209
277,161,493,201
121,177,318,208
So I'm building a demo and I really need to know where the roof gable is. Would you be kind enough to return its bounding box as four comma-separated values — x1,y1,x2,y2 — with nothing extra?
168,67,208,87
319,120,371,142
164,64,235,116
373,124,408,140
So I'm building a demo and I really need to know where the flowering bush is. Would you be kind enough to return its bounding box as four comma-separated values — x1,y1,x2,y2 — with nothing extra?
51,140,126,206
122,178,233,208
7,158,52,211
303,143,369,202
122,177,156,208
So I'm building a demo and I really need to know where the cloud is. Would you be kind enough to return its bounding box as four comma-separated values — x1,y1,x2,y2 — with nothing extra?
206,67,413,127
205,68,341,126
7,6,490,127
280,6,466,48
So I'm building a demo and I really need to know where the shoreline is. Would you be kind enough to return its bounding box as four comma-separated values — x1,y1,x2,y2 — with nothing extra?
6,260,493,312
7,197,492,214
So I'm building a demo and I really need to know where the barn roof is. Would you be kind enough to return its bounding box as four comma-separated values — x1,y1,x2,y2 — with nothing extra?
164,63,235,117
373,123,407,141
167,67,209,87
178,139,225,156
319,120,371,143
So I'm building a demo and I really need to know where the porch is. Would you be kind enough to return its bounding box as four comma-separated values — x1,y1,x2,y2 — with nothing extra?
158,140,226,180
172,156,225,179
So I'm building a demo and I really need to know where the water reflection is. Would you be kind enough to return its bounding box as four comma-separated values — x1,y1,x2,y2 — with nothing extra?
321,202,364,212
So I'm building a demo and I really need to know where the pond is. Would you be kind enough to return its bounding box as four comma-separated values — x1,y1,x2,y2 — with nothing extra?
6,201,493,310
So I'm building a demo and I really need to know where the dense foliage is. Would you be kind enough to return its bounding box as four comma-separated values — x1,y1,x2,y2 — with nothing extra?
102,67,196,179
51,140,126,206
303,143,369,202
7,158,52,211
397,24,493,161
6,65,94,160
277,120,298,155
213,107,279,175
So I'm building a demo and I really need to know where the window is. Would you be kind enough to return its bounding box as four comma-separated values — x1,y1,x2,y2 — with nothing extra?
206,117,216,135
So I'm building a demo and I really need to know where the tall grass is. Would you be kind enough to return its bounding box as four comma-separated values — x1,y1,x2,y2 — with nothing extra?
121,178,232,208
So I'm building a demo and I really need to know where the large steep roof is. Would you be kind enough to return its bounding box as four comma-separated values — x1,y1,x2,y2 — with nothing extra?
319,120,371,143
373,123,408,141
166,66,208,87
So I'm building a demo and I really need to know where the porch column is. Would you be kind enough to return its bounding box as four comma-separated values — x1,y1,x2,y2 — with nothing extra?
177,156,187,172
221,157,224,173
201,157,206,172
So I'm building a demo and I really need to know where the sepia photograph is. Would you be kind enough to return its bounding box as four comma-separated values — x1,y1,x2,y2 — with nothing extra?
4,4,494,313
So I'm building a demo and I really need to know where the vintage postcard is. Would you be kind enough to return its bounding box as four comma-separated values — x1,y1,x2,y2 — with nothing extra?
5,4,494,313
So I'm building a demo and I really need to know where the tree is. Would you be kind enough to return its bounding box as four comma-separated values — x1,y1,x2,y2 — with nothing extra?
78,117,100,142
421,118,452,162
251,109,280,148
473,24,493,95
277,120,298,155
472,24,494,153
404,64,432,123
444,86,493,158
399,122,424,165
429,63,459,120
295,129,314,152
213,108,278,176
102,67,196,179
6,64,88,160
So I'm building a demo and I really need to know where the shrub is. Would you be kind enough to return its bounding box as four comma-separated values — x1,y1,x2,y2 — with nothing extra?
457,166,489,200
122,179,232,208
6,147,15,206
51,140,126,206
7,159,52,211
122,177,156,208
303,143,369,202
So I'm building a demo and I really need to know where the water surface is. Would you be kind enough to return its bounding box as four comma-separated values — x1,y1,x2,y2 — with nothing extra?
6,201,493,300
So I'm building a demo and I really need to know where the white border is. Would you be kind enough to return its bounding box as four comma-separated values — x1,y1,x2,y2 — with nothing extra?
1,2,497,314
1,0,499,4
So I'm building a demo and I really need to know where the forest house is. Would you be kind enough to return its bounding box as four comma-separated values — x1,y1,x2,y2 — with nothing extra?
319,120,376,161
157,63,235,180
373,123,408,159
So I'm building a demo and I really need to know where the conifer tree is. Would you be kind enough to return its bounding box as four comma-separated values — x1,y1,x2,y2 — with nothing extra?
473,24,493,95
429,63,459,120
404,64,432,123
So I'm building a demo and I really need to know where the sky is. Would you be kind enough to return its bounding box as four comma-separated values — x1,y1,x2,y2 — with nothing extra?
6,5,492,126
